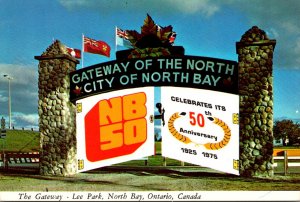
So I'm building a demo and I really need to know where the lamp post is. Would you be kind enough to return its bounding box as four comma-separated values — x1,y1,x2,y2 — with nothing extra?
3,75,13,129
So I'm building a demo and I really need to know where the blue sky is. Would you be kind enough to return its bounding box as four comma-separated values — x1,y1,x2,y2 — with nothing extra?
0,0,300,129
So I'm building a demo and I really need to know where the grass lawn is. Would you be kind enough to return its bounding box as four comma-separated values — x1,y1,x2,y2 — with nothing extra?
0,130,39,152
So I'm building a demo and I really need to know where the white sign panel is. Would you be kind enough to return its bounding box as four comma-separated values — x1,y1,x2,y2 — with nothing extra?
76,87,155,172
161,87,239,175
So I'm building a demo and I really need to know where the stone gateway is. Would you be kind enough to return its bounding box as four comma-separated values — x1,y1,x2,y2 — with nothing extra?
35,25,275,177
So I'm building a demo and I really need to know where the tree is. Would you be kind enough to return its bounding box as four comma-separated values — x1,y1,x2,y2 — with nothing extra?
289,123,300,145
273,120,300,146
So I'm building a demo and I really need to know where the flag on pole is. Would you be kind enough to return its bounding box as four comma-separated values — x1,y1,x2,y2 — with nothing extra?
66,47,81,59
116,27,132,48
156,24,176,45
169,32,176,45
83,36,111,57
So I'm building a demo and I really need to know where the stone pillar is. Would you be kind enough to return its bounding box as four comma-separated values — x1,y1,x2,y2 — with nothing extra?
237,26,276,177
35,40,79,176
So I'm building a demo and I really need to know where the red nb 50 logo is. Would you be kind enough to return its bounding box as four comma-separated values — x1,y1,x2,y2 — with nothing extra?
85,92,147,162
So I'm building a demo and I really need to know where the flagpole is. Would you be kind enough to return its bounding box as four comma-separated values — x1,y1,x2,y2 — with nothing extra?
82,33,84,69
115,26,118,53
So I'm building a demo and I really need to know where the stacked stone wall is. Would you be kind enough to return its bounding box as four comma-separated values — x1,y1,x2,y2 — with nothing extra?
35,40,78,176
237,26,276,177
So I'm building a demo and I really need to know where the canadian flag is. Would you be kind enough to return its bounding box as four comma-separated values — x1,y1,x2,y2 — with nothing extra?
66,47,81,59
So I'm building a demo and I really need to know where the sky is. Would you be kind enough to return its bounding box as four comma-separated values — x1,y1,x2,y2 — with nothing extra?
0,0,300,129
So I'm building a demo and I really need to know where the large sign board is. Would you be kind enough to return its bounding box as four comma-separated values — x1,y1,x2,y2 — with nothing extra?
76,87,154,172
70,56,238,174
70,56,238,102
161,87,239,175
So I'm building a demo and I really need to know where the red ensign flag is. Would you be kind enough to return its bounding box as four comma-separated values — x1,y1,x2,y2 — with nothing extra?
83,36,110,57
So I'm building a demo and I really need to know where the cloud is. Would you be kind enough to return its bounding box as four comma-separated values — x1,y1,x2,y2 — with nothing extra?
1,112,39,130
166,0,220,16
1,111,39,130
0,63,38,128
58,0,220,17
0,63,38,86
0,93,8,102
13,112,39,127
295,38,300,65
281,21,300,34
58,0,300,69
223,0,300,69
295,37,300,52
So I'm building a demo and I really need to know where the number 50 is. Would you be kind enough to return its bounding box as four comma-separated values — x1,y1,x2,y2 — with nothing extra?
189,112,205,127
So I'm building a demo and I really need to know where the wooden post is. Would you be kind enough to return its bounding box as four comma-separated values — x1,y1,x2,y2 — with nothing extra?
163,157,167,167
4,153,8,170
284,150,288,176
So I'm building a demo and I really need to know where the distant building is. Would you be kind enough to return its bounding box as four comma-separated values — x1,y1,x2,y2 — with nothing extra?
273,138,283,146
273,135,289,146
